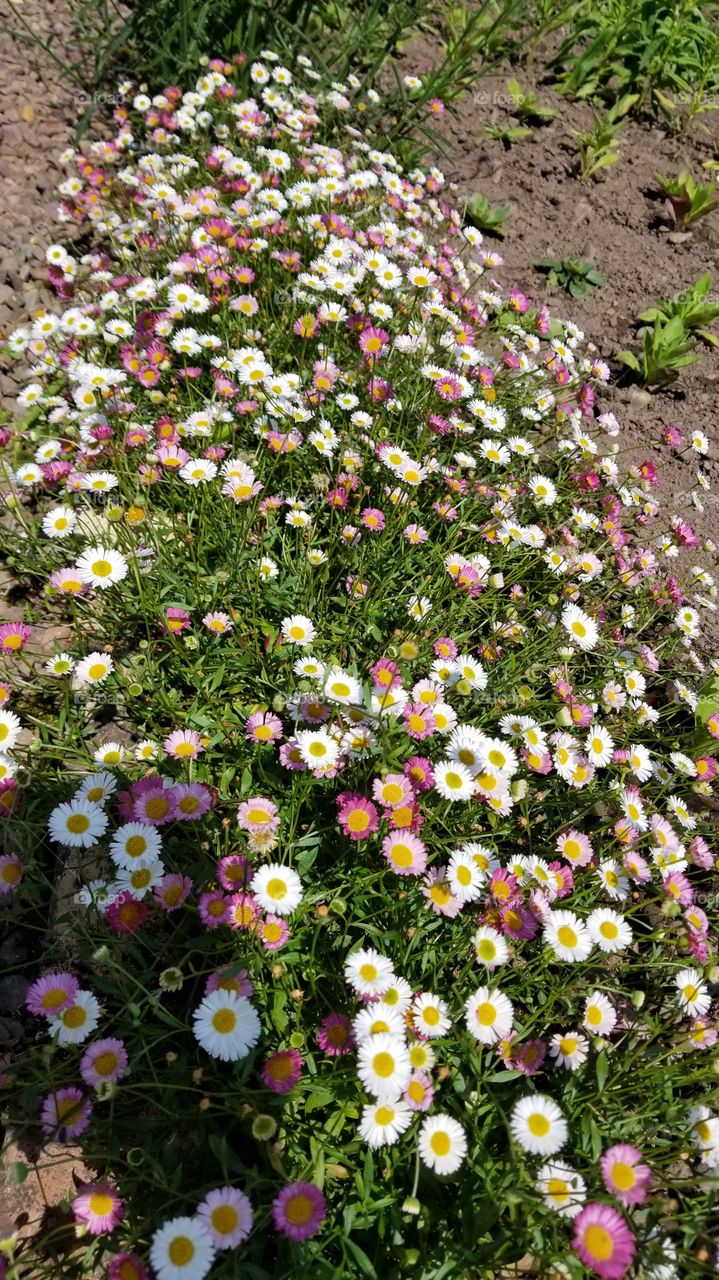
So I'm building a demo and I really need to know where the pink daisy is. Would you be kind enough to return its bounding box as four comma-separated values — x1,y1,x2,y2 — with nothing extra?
173,782,212,820
433,637,458,660
237,796,279,832
404,756,435,792
203,611,233,634
261,1048,303,1094
272,1181,326,1242
0,853,23,896
26,971,78,1018
164,607,191,634
361,507,386,532
80,1037,128,1087
317,1013,355,1057
154,873,193,911
205,969,254,999
403,702,436,740
600,1144,651,1206
163,728,204,760
257,914,290,951
227,891,260,931
337,794,379,841
382,831,427,876
0,622,32,653
106,892,149,935
198,889,231,928
132,782,178,827
72,1183,124,1235
572,1203,635,1279
404,524,428,544
41,1087,92,1139
107,1255,147,1280
403,1071,434,1111
245,710,283,745
217,855,251,891
369,657,402,690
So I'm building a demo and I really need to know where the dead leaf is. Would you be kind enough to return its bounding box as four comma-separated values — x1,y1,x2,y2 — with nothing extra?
21,103,35,123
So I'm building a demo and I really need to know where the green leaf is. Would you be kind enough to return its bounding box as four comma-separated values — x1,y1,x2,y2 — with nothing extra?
596,1051,609,1090
345,1238,377,1277
616,350,640,370
11,1161,28,1185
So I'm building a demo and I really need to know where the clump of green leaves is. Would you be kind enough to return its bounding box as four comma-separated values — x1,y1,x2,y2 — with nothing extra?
464,192,510,236
535,257,604,297
655,170,719,229
505,77,557,121
549,0,719,121
571,97,634,180
617,315,702,386
485,122,533,146
637,272,719,346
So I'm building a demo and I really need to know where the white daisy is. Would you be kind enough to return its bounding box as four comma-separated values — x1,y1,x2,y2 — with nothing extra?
48,798,107,848
433,760,475,801
510,1094,568,1155
357,1033,411,1100
344,948,395,997
412,992,451,1039
675,968,711,1016
149,1216,216,1280
465,987,514,1045
544,910,592,963
472,925,509,969
48,989,101,1045
281,614,316,646
560,604,599,651
192,991,261,1061
75,545,128,589
359,1100,413,1148
587,908,633,953
250,864,303,916
418,1114,467,1175
536,1162,586,1218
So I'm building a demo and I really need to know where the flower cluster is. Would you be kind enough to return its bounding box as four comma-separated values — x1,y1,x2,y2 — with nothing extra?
0,47,718,1280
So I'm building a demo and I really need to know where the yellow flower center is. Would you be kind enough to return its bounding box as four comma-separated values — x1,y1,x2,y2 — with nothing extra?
212,1009,237,1034
168,1237,195,1266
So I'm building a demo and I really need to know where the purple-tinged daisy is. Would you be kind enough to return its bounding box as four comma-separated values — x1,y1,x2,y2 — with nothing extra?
572,1203,635,1279
72,1183,124,1235
272,1181,326,1241
41,1087,92,1139
26,971,78,1018
198,1185,253,1248
261,1048,303,1094
600,1143,651,1206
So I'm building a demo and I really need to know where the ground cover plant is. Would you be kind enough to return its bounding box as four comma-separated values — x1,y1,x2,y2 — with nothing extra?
1,48,719,1280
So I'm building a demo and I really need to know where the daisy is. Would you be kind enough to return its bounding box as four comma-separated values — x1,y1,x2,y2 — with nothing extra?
164,729,205,761
357,1033,411,1100
572,1203,635,1280
250,864,303,916
434,760,475,800
561,604,599,651
600,1143,651,1206
675,967,711,1016
510,1094,568,1156
110,823,162,868
78,771,117,806
549,1031,589,1070
359,1100,413,1147
41,1087,92,1139
72,1183,124,1235
0,709,22,751
295,728,340,770
80,1037,128,1087
48,798,107,848
272,1182,326,1242
448,849,484,901
536,1162,586,1218
344,948,395,997
583,992,617,1037
418,1114,467,1175
587,909,633,954
381,831,427,876
76,546,128,589
192,990,261,1061
281,614,316,646
198,1187,253,1248
465,987,514,1045
149,1217,216,1280
49,989,101,1045
472,925,509,969
26,971,78,1018
544,910,592,962
585,725,614,767
262,1049,303,1094
412,992,451,1039
354,1006,407,1043
75,653,114,686
324,668,362,705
